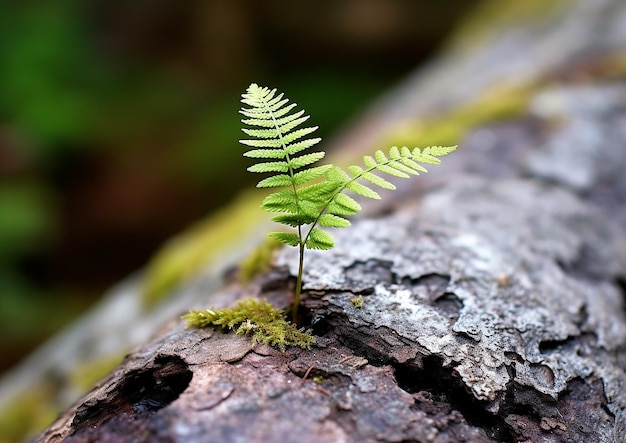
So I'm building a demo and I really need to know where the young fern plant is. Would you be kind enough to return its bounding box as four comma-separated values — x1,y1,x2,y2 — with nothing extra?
240,83,457,322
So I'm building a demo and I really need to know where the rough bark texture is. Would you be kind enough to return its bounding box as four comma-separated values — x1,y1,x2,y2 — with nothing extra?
38,82,626,443
31,1,626,442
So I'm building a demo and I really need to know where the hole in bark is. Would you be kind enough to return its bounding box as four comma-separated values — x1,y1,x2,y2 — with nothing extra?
71,355,192,434
310,312,335,336
432,292,463,321
539,338,572,353
393,355,515,441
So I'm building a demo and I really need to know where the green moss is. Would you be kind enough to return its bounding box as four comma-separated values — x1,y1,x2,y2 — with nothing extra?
350,295,364,308
237,237,283,283
312,376,324,384
182,298,315,351
0,383,58,443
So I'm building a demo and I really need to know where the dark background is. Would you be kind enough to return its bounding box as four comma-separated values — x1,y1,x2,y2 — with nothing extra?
0,0,482,375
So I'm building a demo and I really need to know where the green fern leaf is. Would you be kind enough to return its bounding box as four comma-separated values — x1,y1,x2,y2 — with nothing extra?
268,231,301,247
331,193,362,213
278,116,311,133
305,228,334,250
281,127,319,145
261,190,297,213
243,148,286,159
424,145,458,157
297,181,339,204
410,147,443,165
318,214,350,228
374,150,388,163
240,138,285,148
345,180,381,199
256,174,293,188
288,152,325,169
272,214,316,227
240,128,278,139
389,145,402,159
360,171,395,190
285,139,322,156
297,200,319,218
292,165,333,186
375,162,411,178
247,161,289,173
325,165,350,184
363,155,377,169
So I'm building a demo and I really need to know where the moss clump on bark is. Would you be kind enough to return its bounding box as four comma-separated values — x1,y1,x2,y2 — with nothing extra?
182,298,315,351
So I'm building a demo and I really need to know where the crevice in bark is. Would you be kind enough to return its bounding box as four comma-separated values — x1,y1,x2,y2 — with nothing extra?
70,355,192,434
538,332,597,355
335,326,397,367
616,277,626,310
392,355,515,442
498,377,614,442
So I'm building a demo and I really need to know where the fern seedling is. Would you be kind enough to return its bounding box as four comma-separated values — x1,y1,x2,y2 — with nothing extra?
241,83,457,323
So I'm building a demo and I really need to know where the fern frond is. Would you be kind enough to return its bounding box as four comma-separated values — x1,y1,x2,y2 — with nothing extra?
302,144,456,247
240,84,326,235
239,82,456,325
339,144,457,200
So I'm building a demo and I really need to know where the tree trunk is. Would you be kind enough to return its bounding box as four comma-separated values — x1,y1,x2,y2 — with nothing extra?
35,0,626,441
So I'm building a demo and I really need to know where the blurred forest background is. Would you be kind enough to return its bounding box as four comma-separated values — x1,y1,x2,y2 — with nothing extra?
0,0,482,376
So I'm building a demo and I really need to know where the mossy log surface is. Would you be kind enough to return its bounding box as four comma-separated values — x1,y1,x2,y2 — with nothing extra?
38,81,626,442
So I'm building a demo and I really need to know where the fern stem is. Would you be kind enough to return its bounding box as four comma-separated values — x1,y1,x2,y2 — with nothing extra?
293,241,305,323
259,90,307,319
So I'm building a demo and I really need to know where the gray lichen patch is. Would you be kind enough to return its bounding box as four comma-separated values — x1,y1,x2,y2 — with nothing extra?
277,175,626,429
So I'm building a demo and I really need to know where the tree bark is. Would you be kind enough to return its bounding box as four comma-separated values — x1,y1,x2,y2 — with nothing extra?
35,1,626,442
